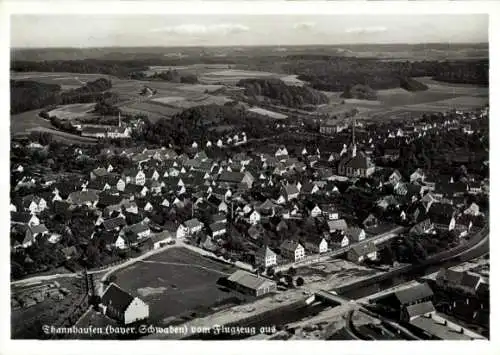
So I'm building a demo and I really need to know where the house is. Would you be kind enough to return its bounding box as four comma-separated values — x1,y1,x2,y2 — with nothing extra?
226,270,277,297
217,171,254,189
255,246,277,268
436,268,486,295
61,246,79,260
90,167,109,180
301,182,320,195
21,195,47,214
209,222,226,237
13,224,49,248
280,240,305,262
121,223,151,243
100,283,149,325
322,205,340,220
410,169,426,183
383,149,400,161
380,283,435,317
177,218,204,238
277,184,300,204
303,235,328,254
409,219,434,236
122,169,146,186
468,182,482,195
389,170,403,186
346,227,366,243
248,224,265,240
328,219,348,234
463,203,481,217
248,210,261,225
310,205,322,218
363,214,379,229
102,217,127,232
428,203,456,231
347,242,378,263
11,212,40,226
402,301,436,323
67,190,99,208
330,232,350,249
275,146,289,157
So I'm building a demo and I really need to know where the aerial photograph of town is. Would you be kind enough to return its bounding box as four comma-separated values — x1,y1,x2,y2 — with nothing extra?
8,11,490,342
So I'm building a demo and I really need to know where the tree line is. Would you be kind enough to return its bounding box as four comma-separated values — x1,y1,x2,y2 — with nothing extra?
237,78,329,108
11,78,112,114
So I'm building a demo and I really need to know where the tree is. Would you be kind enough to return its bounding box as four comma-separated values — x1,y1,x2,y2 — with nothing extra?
296,277,305,287
285,275,294,288
287,266,297,276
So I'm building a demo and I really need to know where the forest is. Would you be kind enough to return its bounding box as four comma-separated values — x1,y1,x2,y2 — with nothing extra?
11,78,113,114
12,56,489,91
236,78,329,108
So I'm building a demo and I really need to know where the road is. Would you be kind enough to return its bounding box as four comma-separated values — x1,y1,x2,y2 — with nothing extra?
275,225,404,272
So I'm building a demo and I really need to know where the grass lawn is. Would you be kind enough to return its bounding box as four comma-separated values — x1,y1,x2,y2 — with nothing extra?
110,247,248,325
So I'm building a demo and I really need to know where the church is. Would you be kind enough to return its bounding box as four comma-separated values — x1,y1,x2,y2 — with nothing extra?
337,119,375,178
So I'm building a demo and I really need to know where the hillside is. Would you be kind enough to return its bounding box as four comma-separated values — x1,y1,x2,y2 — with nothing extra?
11,78,113,114
340,84,378,101
399,77,429,92
236,78,329,108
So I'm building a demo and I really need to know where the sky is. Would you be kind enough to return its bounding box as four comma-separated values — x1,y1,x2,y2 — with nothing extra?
11,14,488,48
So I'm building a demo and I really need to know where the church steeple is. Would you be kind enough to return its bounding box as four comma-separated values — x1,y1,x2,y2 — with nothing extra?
351,117,357,158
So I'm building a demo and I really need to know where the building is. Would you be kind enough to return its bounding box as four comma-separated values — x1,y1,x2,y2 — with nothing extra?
328,219,348,234
177,218,204,238
120,223,151,242
217,171,254,189
347,242,378,263
280,240,305,262
255,246,277,268
338,149,375,178
346,226,366,243
226,270,277,297
67,190,99,208
99,283,149,325
436,268,487,295
209,222,226,237
303,235,328,254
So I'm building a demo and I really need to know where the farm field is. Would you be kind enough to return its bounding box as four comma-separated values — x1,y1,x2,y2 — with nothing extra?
316,77,488,121
47,103,96,120
11,109,54,135
199,69,285,85
10,71,114,91
120,101,183,122
10,110,98,144
110,247,248,325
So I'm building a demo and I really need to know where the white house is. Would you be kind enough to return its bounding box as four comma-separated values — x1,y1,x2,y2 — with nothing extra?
256,246,277,268
209,222,226,237
100,283,149,325
310,205,322,218
248,210,261,225
304,236,328,254
280,240,305,262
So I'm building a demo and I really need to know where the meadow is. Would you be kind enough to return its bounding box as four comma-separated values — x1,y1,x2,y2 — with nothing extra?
110,247,247,325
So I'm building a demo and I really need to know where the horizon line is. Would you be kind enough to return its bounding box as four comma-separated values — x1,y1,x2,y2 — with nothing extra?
11,41,489,50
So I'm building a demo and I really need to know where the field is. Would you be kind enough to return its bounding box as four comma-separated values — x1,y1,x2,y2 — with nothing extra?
47,103,96,120
11,278,85,339
316,77,488,121
10,71,113,91
11,109,98,144
110,247,248,325
200,69,282,85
